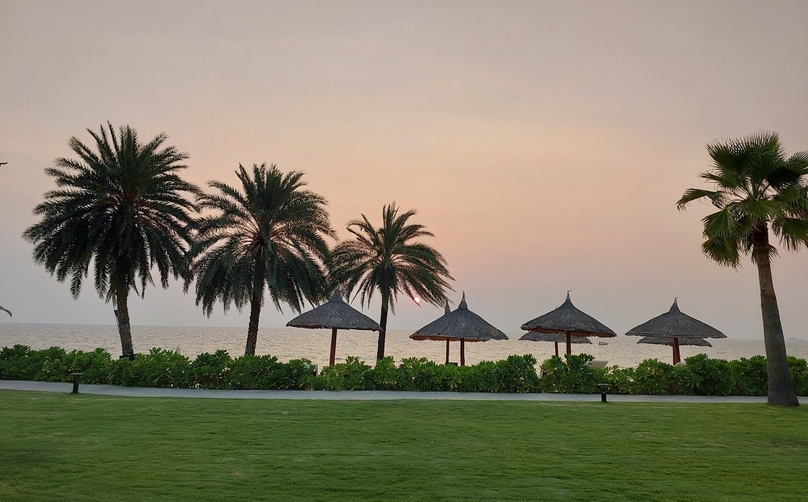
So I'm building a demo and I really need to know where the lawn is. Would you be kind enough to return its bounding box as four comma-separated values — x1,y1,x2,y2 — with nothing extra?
1,391,806,501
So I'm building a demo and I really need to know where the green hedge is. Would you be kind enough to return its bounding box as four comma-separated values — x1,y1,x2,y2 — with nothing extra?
2,345,807,395
0,345,540,393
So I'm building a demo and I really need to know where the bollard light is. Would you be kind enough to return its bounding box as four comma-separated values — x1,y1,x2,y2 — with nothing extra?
597,383,610,403
71,372,83,394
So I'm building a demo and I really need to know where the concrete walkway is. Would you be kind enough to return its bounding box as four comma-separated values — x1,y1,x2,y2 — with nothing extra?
0,380,778,403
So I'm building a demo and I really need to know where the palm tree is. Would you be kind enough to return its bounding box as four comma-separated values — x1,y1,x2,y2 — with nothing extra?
331,203,454,360
23,123,199,357
187,164,334,355
677,132,808,406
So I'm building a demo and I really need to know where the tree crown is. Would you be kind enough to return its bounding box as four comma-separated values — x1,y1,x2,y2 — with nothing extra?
187,163,334,316
23,123,199,301
677,132,808,267
331,202,453,314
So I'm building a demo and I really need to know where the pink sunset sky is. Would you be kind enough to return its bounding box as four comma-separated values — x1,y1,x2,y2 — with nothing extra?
1,0,807,339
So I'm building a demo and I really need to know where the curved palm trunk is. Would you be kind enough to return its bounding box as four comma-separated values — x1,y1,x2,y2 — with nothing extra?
245,289,262,356
115,289,134,358
752,226,799,406
376,294,389,360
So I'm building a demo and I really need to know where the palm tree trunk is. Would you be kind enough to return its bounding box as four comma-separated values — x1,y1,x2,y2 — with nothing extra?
752,225,799,407
115,289,134,358
245,289,262,356
376,295,389,360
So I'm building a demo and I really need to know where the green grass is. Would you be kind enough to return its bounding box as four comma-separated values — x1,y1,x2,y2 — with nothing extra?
1,391,807,501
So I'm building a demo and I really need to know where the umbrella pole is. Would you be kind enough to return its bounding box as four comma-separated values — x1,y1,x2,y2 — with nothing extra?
445,339,450,364
673,337,681,365
554,342,559,357
566,332,572,356
460,339,466,366
329,328,338,366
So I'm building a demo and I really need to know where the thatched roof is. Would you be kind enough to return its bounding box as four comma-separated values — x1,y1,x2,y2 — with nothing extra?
519,331,592,344
625,299,726,340
638,336,712,347
520,292,616,338
410,292,508,342
286,289,382,331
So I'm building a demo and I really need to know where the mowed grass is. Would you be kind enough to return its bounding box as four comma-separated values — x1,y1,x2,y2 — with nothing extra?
1,391,807,501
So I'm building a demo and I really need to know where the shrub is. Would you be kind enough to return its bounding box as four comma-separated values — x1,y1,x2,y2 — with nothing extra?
632,359,681,395
227,354,306,390
680,354,733,396
62,348,113,384
494,355,541,393
457,361,499,392
190,350,233,389
396,357,450,392
0,344,34,380
109,348,191,388
2,345,806,396
728,356,767,396
0,345,113,383
604,366,634,395
788,356,808,396
367,357,399,390
539,354,601,393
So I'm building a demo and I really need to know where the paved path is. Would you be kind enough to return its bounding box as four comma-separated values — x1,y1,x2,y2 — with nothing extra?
0,380,777,403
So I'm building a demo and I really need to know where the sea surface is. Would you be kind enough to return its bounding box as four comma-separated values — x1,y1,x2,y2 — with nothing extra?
2,323,808,369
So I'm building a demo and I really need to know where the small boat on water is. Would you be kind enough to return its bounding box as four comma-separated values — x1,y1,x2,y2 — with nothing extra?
599,341,608,346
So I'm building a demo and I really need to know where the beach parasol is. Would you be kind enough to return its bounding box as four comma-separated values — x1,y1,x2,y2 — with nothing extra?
410,292,508,366
519,331,592,357
286,288,382,366
520,292,616,355
625,299,725,364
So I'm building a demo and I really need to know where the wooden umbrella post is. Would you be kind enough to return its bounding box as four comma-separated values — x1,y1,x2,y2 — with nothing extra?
460,339,466,366
565,332,572,356
329,328,338,366
445,339,450,364
672,337,681,365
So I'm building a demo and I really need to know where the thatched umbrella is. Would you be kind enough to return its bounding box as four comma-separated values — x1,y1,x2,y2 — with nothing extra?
520,292,616,355
519,331,592,357
286,288,382,366
410,292,507,366
626,299,725,364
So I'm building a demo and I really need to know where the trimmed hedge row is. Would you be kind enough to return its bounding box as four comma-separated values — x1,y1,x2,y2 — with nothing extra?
2,345,807,395
541,353,808,396
0,346,540,393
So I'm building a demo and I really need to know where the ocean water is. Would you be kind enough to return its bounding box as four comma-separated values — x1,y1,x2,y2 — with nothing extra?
2,322,808,369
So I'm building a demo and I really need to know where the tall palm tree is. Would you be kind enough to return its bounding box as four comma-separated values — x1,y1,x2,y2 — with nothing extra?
677,132,808,406
187,164,334,355
331,203,454,360
23,123,199,357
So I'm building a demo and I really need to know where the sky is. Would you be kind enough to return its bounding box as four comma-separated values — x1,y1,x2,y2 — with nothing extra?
1,0,807,339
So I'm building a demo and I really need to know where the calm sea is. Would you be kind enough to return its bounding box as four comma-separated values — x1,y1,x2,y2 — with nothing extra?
3,323,808,369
